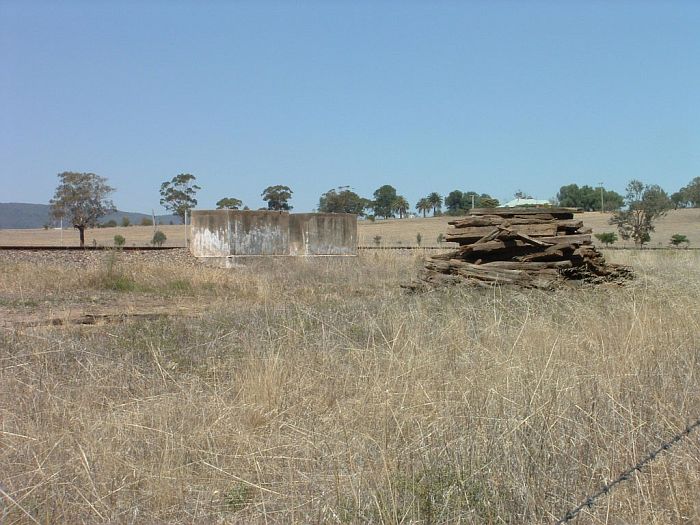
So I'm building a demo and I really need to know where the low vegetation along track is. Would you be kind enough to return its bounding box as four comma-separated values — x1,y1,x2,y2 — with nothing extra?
0,245,181,251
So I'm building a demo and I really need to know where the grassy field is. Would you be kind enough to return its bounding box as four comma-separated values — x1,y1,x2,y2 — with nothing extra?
358,209,700,248
1,248,699,523
1,208,698,248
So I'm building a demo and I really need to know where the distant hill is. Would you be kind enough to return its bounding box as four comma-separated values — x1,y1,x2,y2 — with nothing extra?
0,203,182,229
100,210,183,227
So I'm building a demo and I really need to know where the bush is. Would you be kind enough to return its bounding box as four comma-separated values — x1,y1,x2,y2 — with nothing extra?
152,230,167,247
373,235,382,247
102,220,118,228
113,235,126,248
594,232,618,246
97,252,135,291
670,234,690,248
416,233,422,246
141,217,153,226
437,233,444,244
121,217,131,227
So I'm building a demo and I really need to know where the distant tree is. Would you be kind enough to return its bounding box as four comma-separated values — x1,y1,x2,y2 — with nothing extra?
121,216,130,227
557,184,596,210
594,232,618,246
557,184,624,211
372,185,398,219
670,234,689,248
113,234,126,248
445,190,465,215
466,191,483,210
152,230,167,247
103,219,118,228
674,177,700,208
426,192,442,215
686,178,700,207
609,180,672,247
416,198,431,218
602,189,624,211
216,197,243,210
318,186,369,215
140,217,153,226
445,190,498,215
261,185,293,211
50,172,115,247
479,196,500,208
671,191,688,209
393,196,410,219
160,174,200,221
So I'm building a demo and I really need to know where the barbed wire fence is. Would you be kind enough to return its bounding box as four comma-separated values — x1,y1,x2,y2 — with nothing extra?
555,416,700,524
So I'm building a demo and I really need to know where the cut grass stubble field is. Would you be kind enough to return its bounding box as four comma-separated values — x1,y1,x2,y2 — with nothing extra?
1,249,699,523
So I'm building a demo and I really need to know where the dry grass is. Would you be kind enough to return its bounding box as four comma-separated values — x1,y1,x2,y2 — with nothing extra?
0,224,187,247
358,209,700,248
1,250,699,523
1,208,698,248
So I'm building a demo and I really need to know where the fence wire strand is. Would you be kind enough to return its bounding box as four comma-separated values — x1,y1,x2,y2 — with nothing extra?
555,416,700,524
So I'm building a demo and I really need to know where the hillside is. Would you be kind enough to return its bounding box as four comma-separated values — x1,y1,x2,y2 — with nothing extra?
0,202,181,229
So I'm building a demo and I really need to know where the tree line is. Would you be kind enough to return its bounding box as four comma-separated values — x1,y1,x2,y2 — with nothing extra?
318,186,502,218
48,171,698,246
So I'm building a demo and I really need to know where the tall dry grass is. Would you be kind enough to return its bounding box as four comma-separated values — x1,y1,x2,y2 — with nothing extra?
1,250,699,523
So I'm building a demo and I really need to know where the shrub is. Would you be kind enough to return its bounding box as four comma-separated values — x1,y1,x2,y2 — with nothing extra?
224,483,254,512
141,217,153,226
103,220,118,228
113,235,126,248
152,230,167,247
373,235,382,246
121,217,130,227
437,233,444,244
416,233,422,246
594,232,618,246
670,234,690,248
98,252,135,291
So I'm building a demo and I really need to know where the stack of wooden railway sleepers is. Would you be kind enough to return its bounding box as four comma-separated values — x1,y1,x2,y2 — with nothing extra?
414,207,632,289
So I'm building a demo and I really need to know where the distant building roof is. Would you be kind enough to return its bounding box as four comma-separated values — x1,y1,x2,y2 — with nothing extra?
502,198,551,208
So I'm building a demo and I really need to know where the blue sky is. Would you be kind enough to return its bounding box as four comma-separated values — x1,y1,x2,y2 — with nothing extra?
1,1,699,213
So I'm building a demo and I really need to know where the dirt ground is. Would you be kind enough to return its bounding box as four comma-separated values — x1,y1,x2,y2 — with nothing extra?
0,249,200,329
0,208,698,248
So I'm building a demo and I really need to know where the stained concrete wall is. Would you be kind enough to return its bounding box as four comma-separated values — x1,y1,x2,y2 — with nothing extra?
190,210,230,257
289,213,357,256
231,211,289,255
191,210,357,258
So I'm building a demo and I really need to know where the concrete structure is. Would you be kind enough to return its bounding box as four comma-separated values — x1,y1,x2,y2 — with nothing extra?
190,210,357,263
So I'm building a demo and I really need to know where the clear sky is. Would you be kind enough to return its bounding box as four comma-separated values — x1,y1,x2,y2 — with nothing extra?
1,1,699,213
